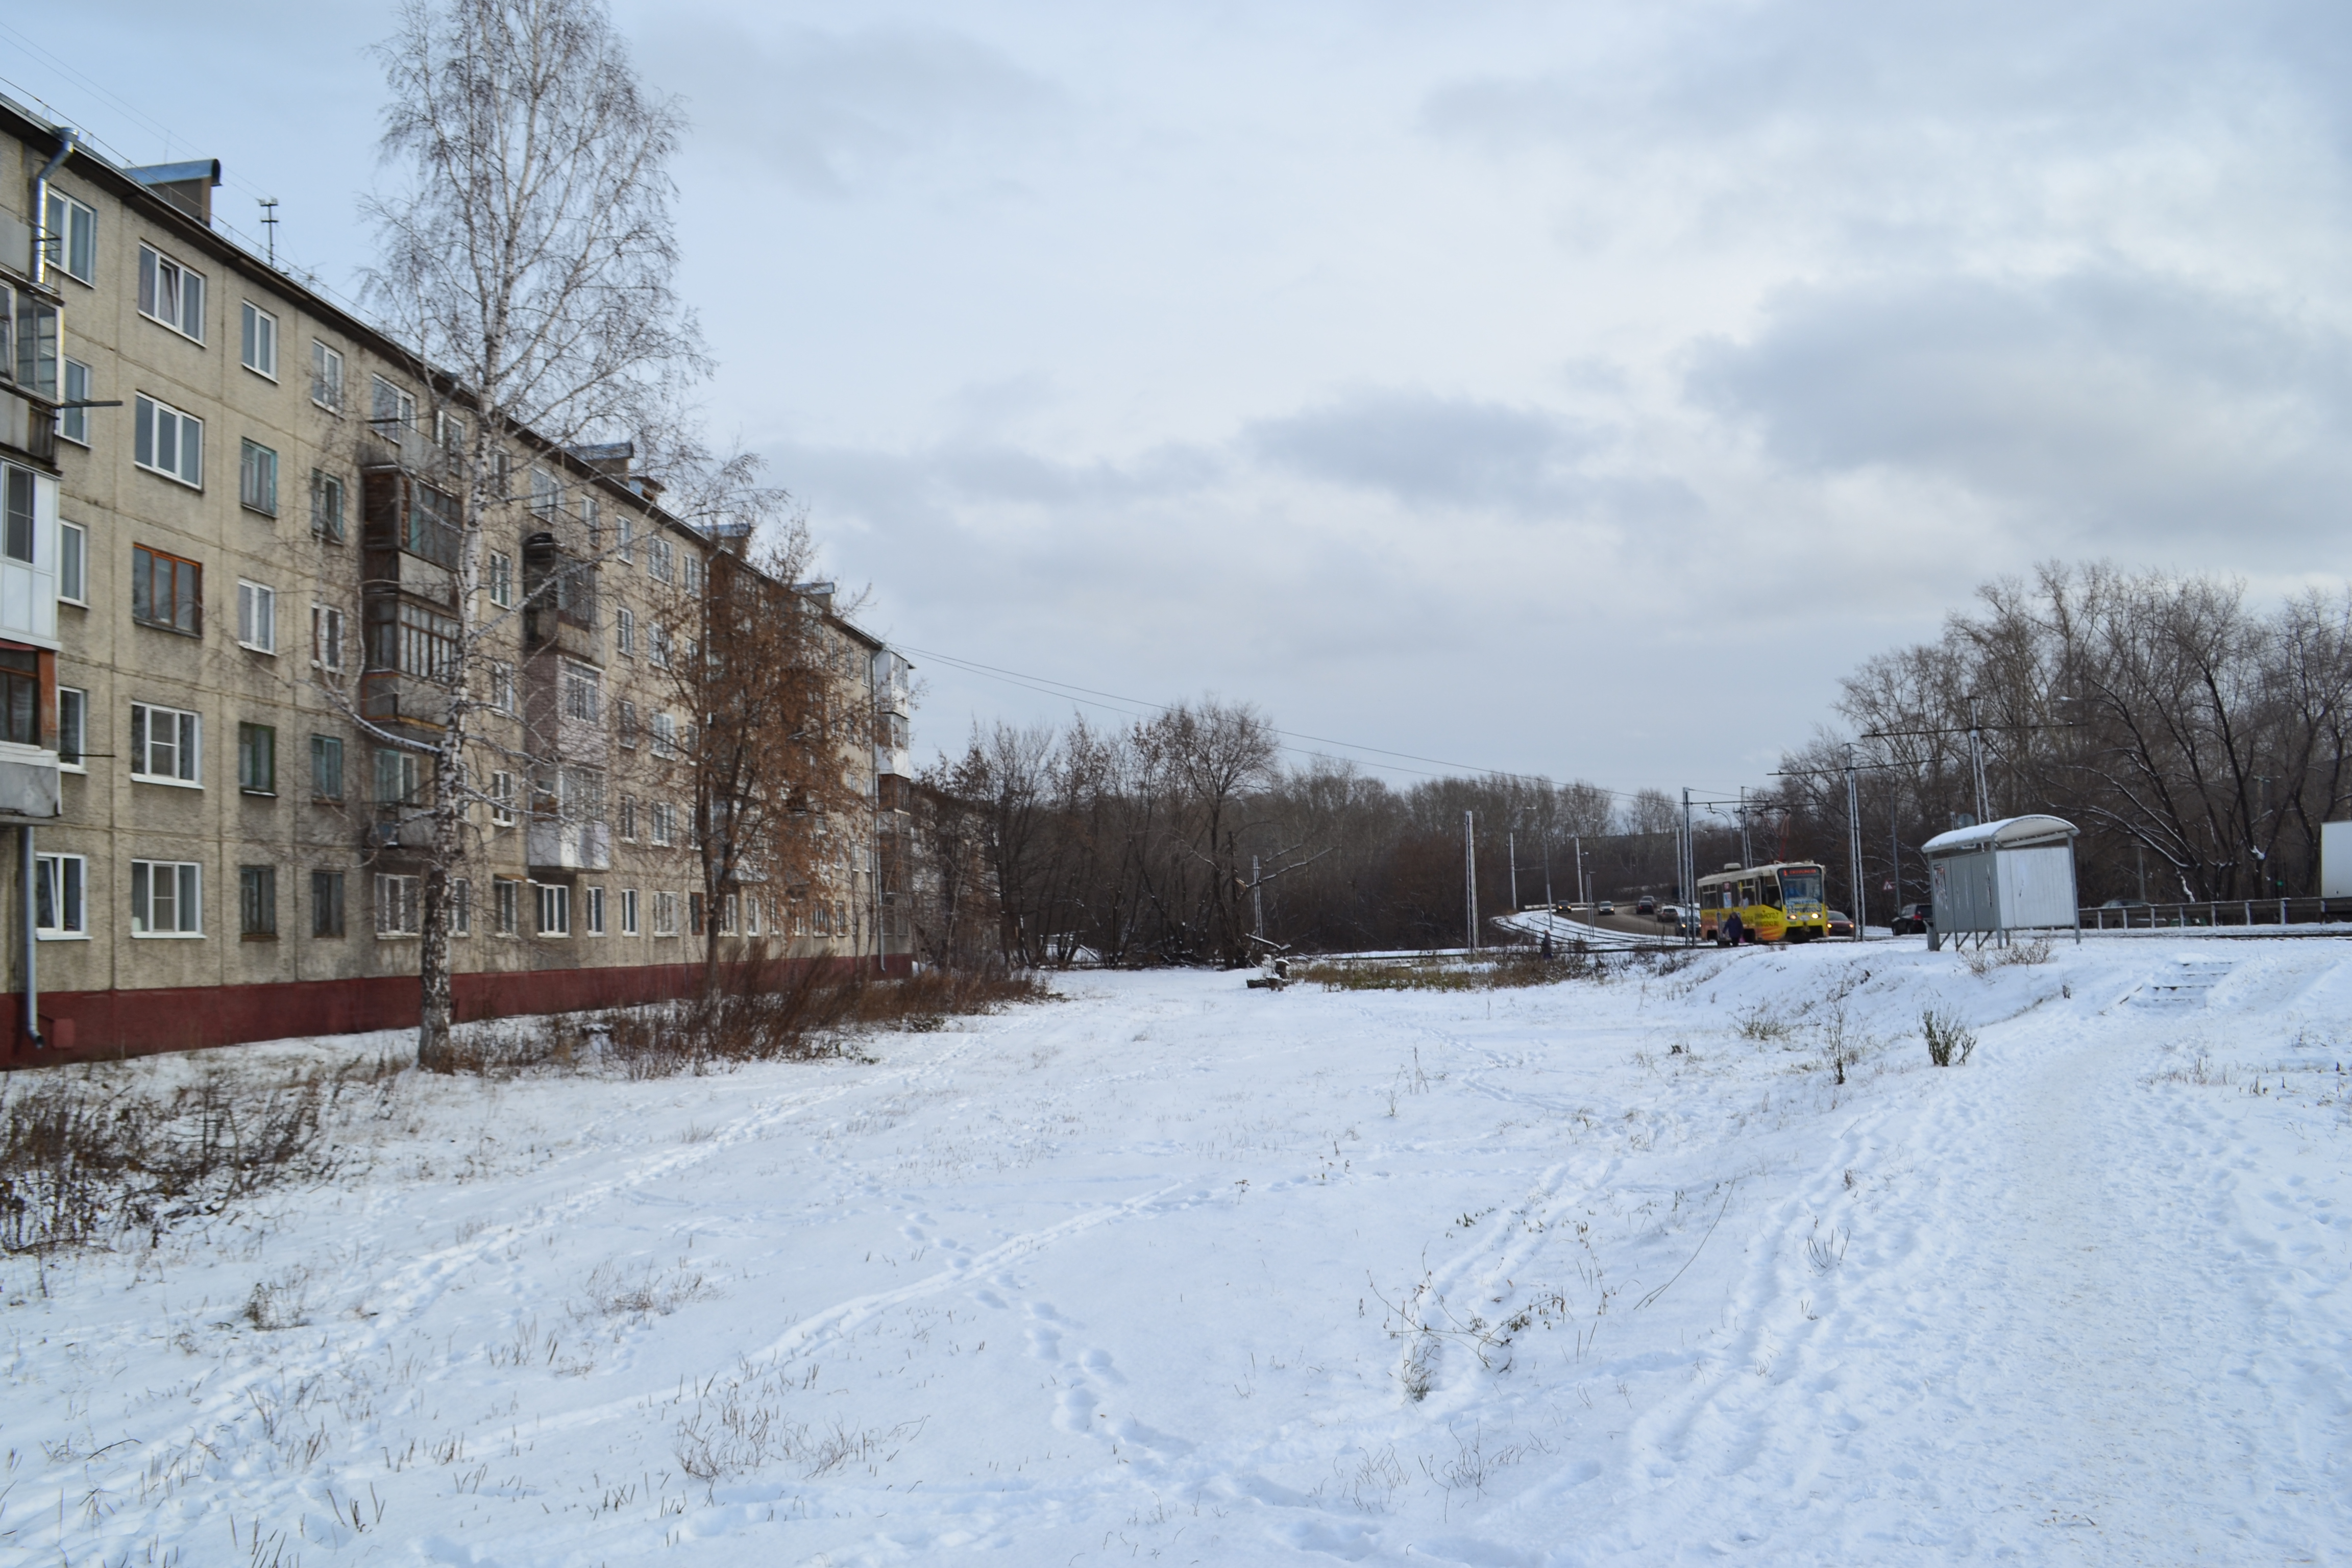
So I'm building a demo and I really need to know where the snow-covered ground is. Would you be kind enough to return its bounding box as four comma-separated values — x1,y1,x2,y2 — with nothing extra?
7,937,2350,1565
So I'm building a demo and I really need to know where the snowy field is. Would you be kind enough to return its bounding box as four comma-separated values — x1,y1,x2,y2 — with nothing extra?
6,937,2351,1565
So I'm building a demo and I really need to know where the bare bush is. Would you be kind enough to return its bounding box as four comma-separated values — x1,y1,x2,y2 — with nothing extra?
1923,1008,1978,1068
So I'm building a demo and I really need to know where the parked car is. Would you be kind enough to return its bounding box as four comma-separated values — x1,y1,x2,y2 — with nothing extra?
1635,895,1656,915
1594,899,1615,917
1826,909,1854,937
1890,902,1932,935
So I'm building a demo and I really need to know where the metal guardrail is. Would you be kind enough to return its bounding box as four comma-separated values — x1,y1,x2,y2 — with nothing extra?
2081,896,2350,932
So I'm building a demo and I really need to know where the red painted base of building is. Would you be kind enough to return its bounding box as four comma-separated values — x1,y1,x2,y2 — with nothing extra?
2,955,914,1069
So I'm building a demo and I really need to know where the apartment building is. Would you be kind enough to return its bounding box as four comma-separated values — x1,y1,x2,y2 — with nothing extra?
0,100,913,1065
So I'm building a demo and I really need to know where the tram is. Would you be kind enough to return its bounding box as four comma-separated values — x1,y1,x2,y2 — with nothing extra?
1695,861,1829,944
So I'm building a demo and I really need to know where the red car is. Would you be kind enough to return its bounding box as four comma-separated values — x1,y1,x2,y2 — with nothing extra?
1826,910,1854,937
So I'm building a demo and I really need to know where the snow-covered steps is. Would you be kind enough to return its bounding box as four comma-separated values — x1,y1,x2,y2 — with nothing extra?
2133,957,2236,1009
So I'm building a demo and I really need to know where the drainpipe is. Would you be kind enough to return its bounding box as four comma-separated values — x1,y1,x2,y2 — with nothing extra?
20,825,38,1050
31,127,78,287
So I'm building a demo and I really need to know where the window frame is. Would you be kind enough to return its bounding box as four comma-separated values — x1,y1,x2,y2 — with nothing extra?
374,873,422,938
620,887,640,936
133,395,205,488
310,869,346,938
312,603,345,672
583,885,606,937
534,881,571,938
45,190,96,286
56,687,85,772
652,889,678,938
130,859,203,937
238,864,278,939
239,301,278,380
310,733,345,801
494,878,520,937
236,721,276,795
130,701,201,787
235,579,277,654
488,550,513,608
308,469,346,544
615,606,634,656
490,768,516,826
311,340,344,412
58,519,85,605
132,545,203,636
239,439,279,517
60,358,92,446
370,375,415,437
136,244,206,342
35,851,87,940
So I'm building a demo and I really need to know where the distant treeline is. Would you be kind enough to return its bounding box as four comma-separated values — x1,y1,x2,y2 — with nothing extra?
903,564,2352,966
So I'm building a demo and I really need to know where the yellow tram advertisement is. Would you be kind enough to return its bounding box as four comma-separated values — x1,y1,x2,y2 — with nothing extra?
1696,862,1829,945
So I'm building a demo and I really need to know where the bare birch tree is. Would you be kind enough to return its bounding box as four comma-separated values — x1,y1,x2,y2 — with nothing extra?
361,0,706,1065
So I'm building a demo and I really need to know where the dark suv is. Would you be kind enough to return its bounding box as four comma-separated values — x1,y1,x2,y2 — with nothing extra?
1890,902,1931,935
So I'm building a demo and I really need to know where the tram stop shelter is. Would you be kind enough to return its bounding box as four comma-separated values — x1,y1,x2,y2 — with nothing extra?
1920,814,2082,951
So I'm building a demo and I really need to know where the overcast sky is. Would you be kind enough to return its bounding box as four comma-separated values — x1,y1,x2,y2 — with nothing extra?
14,2,2351,800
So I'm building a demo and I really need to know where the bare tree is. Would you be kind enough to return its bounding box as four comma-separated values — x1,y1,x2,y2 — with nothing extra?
361,0,705,1065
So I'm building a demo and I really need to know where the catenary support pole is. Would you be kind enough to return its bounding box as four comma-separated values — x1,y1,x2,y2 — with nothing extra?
1845,747,1867,940
1508,831,1518,913
20,825,37,1050
1464,811,1478,952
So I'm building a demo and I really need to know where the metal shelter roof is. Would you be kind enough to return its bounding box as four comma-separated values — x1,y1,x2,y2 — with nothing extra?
1920,814,2079,857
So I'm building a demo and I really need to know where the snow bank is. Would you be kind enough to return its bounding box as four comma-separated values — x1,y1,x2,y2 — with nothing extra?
4,936,2348,1563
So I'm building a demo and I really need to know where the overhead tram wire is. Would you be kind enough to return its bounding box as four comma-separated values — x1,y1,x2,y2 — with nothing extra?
897,641,1681,799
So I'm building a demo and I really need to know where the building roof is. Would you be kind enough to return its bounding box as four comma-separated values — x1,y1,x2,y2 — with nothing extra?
1920,815,2078,857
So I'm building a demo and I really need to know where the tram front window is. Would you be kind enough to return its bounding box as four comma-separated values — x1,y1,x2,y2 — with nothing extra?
1780,870,1823,909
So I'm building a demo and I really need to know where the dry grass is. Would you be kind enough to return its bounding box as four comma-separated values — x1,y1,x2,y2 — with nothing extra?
439,962,1056,1080
1298,949,1622,992
1,1056,401,1255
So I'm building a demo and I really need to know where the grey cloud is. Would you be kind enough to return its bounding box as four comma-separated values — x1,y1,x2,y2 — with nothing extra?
1247,391,1599,517
640,18,1063,197
1687,267,2352,544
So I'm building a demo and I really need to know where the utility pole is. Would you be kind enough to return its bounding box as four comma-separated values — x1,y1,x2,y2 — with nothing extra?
1738,786,1752,870
1845,745,1867,940
1681,787,1695,913
1463,811,1479,952
1508,830,1519,913
1251,853,1264,942
1966,693,1990,824
1542,835,1554,908
1573,833,1586,909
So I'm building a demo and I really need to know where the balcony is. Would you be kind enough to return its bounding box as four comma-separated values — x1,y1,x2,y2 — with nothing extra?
0,742,59,819
527,818,611,872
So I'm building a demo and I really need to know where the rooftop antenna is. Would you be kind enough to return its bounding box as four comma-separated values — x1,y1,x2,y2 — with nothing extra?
258,197,279,265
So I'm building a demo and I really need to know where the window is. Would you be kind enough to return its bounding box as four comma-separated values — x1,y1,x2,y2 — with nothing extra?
311,341,344,411
652,890,678,937
238,441,278,515
58,519,84,604
44,190,95,285
133,546,202,634
375,873,421,937
0,469,28,569
435,411,465,464
0,652,36,748
646,536,674,583
530,468,559,518
311,734,344,800
131,860,202,936
393,602,458,679
371,376,415,436
312,604,345,671
451,877,472,937
619,514,634,564
652,712,676,757
562,662,599,723
35,853,85,939
583,886,606,936
488,660,515,713
618,794,636,840
616,699,638,749
130,702,200,785
57,688,84,769
239,865,277,937
689,893,705,937
683,556,705,597
489,770,516,825
649,623,670,669
133,396,204,487
137,245,205,341
650,800,675,847
721,893,739,935
488,551,513,607
615,607,634,656
236,722,275,794
375,747,421,805
310,471,345,542
494,878,520,936
310,870,345,938
60,358,92,446
236,580,277,653
620,888,640,935
581,496,600,552
239,302,277,379
535,882,570,937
